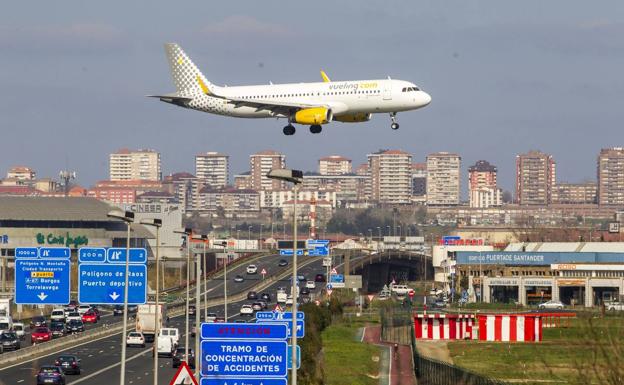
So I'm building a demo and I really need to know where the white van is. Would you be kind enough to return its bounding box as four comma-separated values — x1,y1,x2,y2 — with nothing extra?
13,322,25,340
0,316,13,332
157,335,175,357
159,328,179,346
51,308,66,322
391,285,411,296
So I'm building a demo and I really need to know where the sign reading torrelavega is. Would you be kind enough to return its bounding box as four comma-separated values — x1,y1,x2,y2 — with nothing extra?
36,232,88,248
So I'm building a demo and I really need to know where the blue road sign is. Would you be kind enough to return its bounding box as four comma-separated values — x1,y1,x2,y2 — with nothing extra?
15,259,70,305
39,247,71,259
256,311,305,322
78,248,106,263
15,247,38,259
306,240,329,256
201,322,288,340
78,263,147,304
265,320,304,339
329,274,344,283
326,283,333,290
201,340,288,378
287,345,301,369
279,249,304,256
106,248,147,264
201,379,287,385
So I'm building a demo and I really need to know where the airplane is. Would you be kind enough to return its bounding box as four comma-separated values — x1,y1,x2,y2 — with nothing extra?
150,43,431,135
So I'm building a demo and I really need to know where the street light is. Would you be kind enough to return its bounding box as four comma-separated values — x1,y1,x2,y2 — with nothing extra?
267,168,302,385
386,225,391,236
214,241,228,318
107,209,134,385
248,225,252,240
139,218,162,385
191,234,207,382
174,227,192,368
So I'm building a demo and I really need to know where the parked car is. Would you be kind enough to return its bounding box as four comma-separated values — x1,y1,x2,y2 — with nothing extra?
233,275,244,283
81,311,98,324
607,301,624,311
36,366,66,385
306,281,316,289
65,311,82,323
54,355,81,375
314,274,326,282
66,320,85,333
240,305,254,316
126,331,146,347
0,331,21,350
246,264,258,274
247,291,258,300
172,347,195,369
50,322,66,338
538,300,564,310
31,327,53,344
13,322,25,340
30,316,47,329
278,259,288,267
260,293,271,302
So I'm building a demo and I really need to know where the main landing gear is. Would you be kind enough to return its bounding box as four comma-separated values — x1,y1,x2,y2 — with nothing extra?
283,124,296,135
390,112,399,130
309,125,322,134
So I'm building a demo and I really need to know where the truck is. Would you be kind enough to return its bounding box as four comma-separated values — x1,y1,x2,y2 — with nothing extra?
0,298,12,318
276,289,288,304
135,302,166,342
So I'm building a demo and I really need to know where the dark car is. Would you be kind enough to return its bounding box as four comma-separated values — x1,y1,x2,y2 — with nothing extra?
251,302,263,311
300,287,311,296
91,306,101,320
314,274,326,282
258,300,268,310
188,305,196,316
0,332,20,351
36,366,66,385
66,320,85,333
113,305,138,316
247,291,258,300
30,316,47,329
278,259,288,267
55,355,81,375
172,347,195,369
297,274,306,282
260,293,271,302
233,275,244,283
214,317,226,323
50,322,66,338
235,319,246,323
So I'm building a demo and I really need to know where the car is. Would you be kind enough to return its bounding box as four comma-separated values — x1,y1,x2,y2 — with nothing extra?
0,331,21,350
297,274,306,282
13,322,25,340
77,305,91,315
260,293,271,302
286,295,294,305
36,366,66,385
251,302,263,312
278,259,288,267
391,285,411,296
113,305,124,316
81,311,97,324
205,313,217,323
258,300,268,310
65,311,82,323
91,307,101,320
127,305,138,314
172,347,195,369
306,281,316,289
314,274,326,282
234,275,244,283
157,334,175,357
188,305,196,316
246,264,258,274
126,331,146,347
31,327,53,344
66,320,85,333
55,355,81,375
50,309,66,322
300,287,310,296
606,301,624,311
159,328,180,346
214,317,226,323
66,300,78,311
240,305,254,316
50,322,66,338
247,291,258,300
538,300,564,310
30,316,47,329
191,323,197,337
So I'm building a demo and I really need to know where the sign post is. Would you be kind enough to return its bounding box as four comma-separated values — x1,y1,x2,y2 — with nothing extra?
261,268,267,280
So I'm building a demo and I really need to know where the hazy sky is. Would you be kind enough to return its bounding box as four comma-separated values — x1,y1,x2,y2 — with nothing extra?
1,1,623,194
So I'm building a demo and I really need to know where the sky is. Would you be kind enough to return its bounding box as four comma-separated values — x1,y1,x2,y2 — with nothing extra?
1,1,623,195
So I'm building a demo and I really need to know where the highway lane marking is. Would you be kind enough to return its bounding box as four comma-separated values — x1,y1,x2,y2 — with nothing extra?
66,347,151,385
17,380,24,383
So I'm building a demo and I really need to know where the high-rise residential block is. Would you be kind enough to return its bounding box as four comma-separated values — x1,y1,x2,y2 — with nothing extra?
6,166,36,180
426,152,461,206
109,148,161,181
411,163,427,202
468,160,501,208
597,147,624,206
195,152,229,188
250,150,286,191
552,182,597,204
319,155,352,175
367,150,412,204
515,151,556,205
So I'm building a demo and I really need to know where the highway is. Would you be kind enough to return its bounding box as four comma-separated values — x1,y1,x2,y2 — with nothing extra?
0,254,328,385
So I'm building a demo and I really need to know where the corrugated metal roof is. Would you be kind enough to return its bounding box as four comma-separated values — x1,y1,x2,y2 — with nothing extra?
0,196,116,221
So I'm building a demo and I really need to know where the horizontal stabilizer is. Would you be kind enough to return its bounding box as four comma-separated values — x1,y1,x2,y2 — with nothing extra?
146,93,193,106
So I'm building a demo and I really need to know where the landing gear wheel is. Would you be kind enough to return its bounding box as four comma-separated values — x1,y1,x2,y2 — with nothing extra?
283,125,296,135
390,112,399,130
309,125,322,134
391,122,399,130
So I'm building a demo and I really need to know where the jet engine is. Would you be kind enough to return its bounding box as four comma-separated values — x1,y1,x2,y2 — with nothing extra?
292,108,332,125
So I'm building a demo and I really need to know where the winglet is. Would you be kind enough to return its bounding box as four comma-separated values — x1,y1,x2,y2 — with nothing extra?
320,70,331,83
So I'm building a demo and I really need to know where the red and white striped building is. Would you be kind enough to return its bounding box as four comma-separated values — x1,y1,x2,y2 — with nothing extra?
414,314,474,340
477,314,542,342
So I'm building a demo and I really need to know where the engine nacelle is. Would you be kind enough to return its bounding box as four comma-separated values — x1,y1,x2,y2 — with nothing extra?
333,113,372,123
292,108,332,125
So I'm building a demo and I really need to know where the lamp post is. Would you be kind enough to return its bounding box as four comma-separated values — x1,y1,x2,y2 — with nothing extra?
267,168,303,385
368,229,372,241
248,225,252,240
174,227,192,367
140,218,162,385
214,241,228,318
377,227,381,240
191,234,207,382
107,210,134,385
260,223,263,241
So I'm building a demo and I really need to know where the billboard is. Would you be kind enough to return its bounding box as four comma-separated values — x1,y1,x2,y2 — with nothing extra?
456,251,624,266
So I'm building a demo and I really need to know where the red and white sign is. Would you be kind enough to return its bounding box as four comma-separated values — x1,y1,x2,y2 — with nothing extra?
408,289,415,299
330,268,338,275
326,288,333,296
169,361,197,385
367,294,374,302
274,304,283,312
414,313,474,340
478,314,542,342
261,268,267,275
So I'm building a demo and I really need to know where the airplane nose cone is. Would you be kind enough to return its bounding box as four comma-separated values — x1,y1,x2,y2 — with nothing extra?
421,91,432,106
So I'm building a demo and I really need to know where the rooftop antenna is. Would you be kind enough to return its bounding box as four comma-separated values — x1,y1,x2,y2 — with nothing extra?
59,170,76,197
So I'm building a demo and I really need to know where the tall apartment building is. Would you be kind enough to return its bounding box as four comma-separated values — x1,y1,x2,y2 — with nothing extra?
598,147,624,206
7,166,36,180
319,155,352,175
195,152,229,188
411,163,427,202
367,150,412,204
109,149,161,181
552,182,597,204
426,152,461,206
468,160,501,208
250,150,286,191
515,151,556,205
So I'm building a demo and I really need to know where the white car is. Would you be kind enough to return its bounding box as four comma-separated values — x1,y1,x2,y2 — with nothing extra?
246,265,258,274
65,311,82,323
286,295,294,305
391,285,411,296
240,305,254,316
606,302,624,311
306,281,316,289
13,322,25,340
126,331,146,347
50,308,66,322
77,305,92,315
538,300,564,310
205,313,217,323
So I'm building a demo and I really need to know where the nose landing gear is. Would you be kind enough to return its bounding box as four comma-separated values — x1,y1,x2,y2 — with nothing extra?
390,112,399,130
309,125,322,134
283,124,296,135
